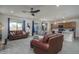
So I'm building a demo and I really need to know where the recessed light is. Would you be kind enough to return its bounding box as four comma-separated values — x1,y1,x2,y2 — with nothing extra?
56,5,60,7
10,10,14,13
62,17,64,18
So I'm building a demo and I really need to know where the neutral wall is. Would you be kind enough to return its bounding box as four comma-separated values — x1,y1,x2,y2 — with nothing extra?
47,19,79,38
10,16,33,36
0,14,34,43
25,18,32,35
75,19,79,38
1,13,79,43
33,19,42,35
0,14,8,43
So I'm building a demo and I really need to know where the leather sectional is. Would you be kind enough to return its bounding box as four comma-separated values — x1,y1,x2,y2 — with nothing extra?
8,30,29,40
31,33,64,54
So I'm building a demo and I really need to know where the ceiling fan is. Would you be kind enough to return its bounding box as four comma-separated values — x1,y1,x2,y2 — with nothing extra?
22,8,40,16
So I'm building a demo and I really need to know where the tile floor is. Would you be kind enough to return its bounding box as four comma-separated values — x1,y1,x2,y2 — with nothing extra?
0,36,79,54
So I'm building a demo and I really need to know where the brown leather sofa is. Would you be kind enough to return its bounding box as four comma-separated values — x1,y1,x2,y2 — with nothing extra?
31,33,64,54
8,30,29,40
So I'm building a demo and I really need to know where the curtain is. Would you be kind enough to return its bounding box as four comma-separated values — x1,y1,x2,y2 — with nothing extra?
22,20,25,31
32,20,34,36
8,18,10,39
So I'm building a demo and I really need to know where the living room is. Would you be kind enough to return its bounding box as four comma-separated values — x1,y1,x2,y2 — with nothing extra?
0,5,79,54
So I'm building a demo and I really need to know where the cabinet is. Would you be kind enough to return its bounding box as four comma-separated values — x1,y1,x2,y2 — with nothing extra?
51,22,76,29
51,21,76,38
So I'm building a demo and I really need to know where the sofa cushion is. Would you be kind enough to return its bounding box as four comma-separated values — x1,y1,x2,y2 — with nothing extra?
43,33,59,43
10,32,14,36
10,32,15,36
31,40,49,50
43,35,48,43
23,31,26,35
43,34,52,43
16,31,22,35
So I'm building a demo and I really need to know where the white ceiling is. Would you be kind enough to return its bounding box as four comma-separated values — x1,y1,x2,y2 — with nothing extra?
0,5,43,18
0,5,79,21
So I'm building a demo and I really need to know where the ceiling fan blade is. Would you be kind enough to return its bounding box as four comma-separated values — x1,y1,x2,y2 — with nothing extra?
31,10,40,13
36,10,40,12
34,10,40,13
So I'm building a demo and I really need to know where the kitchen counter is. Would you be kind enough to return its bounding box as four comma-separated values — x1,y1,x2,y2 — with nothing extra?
62,30,74,42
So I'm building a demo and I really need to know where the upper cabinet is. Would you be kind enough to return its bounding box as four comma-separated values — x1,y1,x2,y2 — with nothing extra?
51,21,76,29
59,22,76,29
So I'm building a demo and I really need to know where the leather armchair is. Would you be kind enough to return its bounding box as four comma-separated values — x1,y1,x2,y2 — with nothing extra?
31,33,64,54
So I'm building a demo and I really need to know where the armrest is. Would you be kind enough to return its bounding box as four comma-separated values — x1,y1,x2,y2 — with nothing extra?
31,40,49,50
39,38,43,42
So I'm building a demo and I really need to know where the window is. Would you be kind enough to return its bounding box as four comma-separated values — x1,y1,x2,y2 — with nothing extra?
10,22,23,31
10,22,17,31
17,23,22,30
